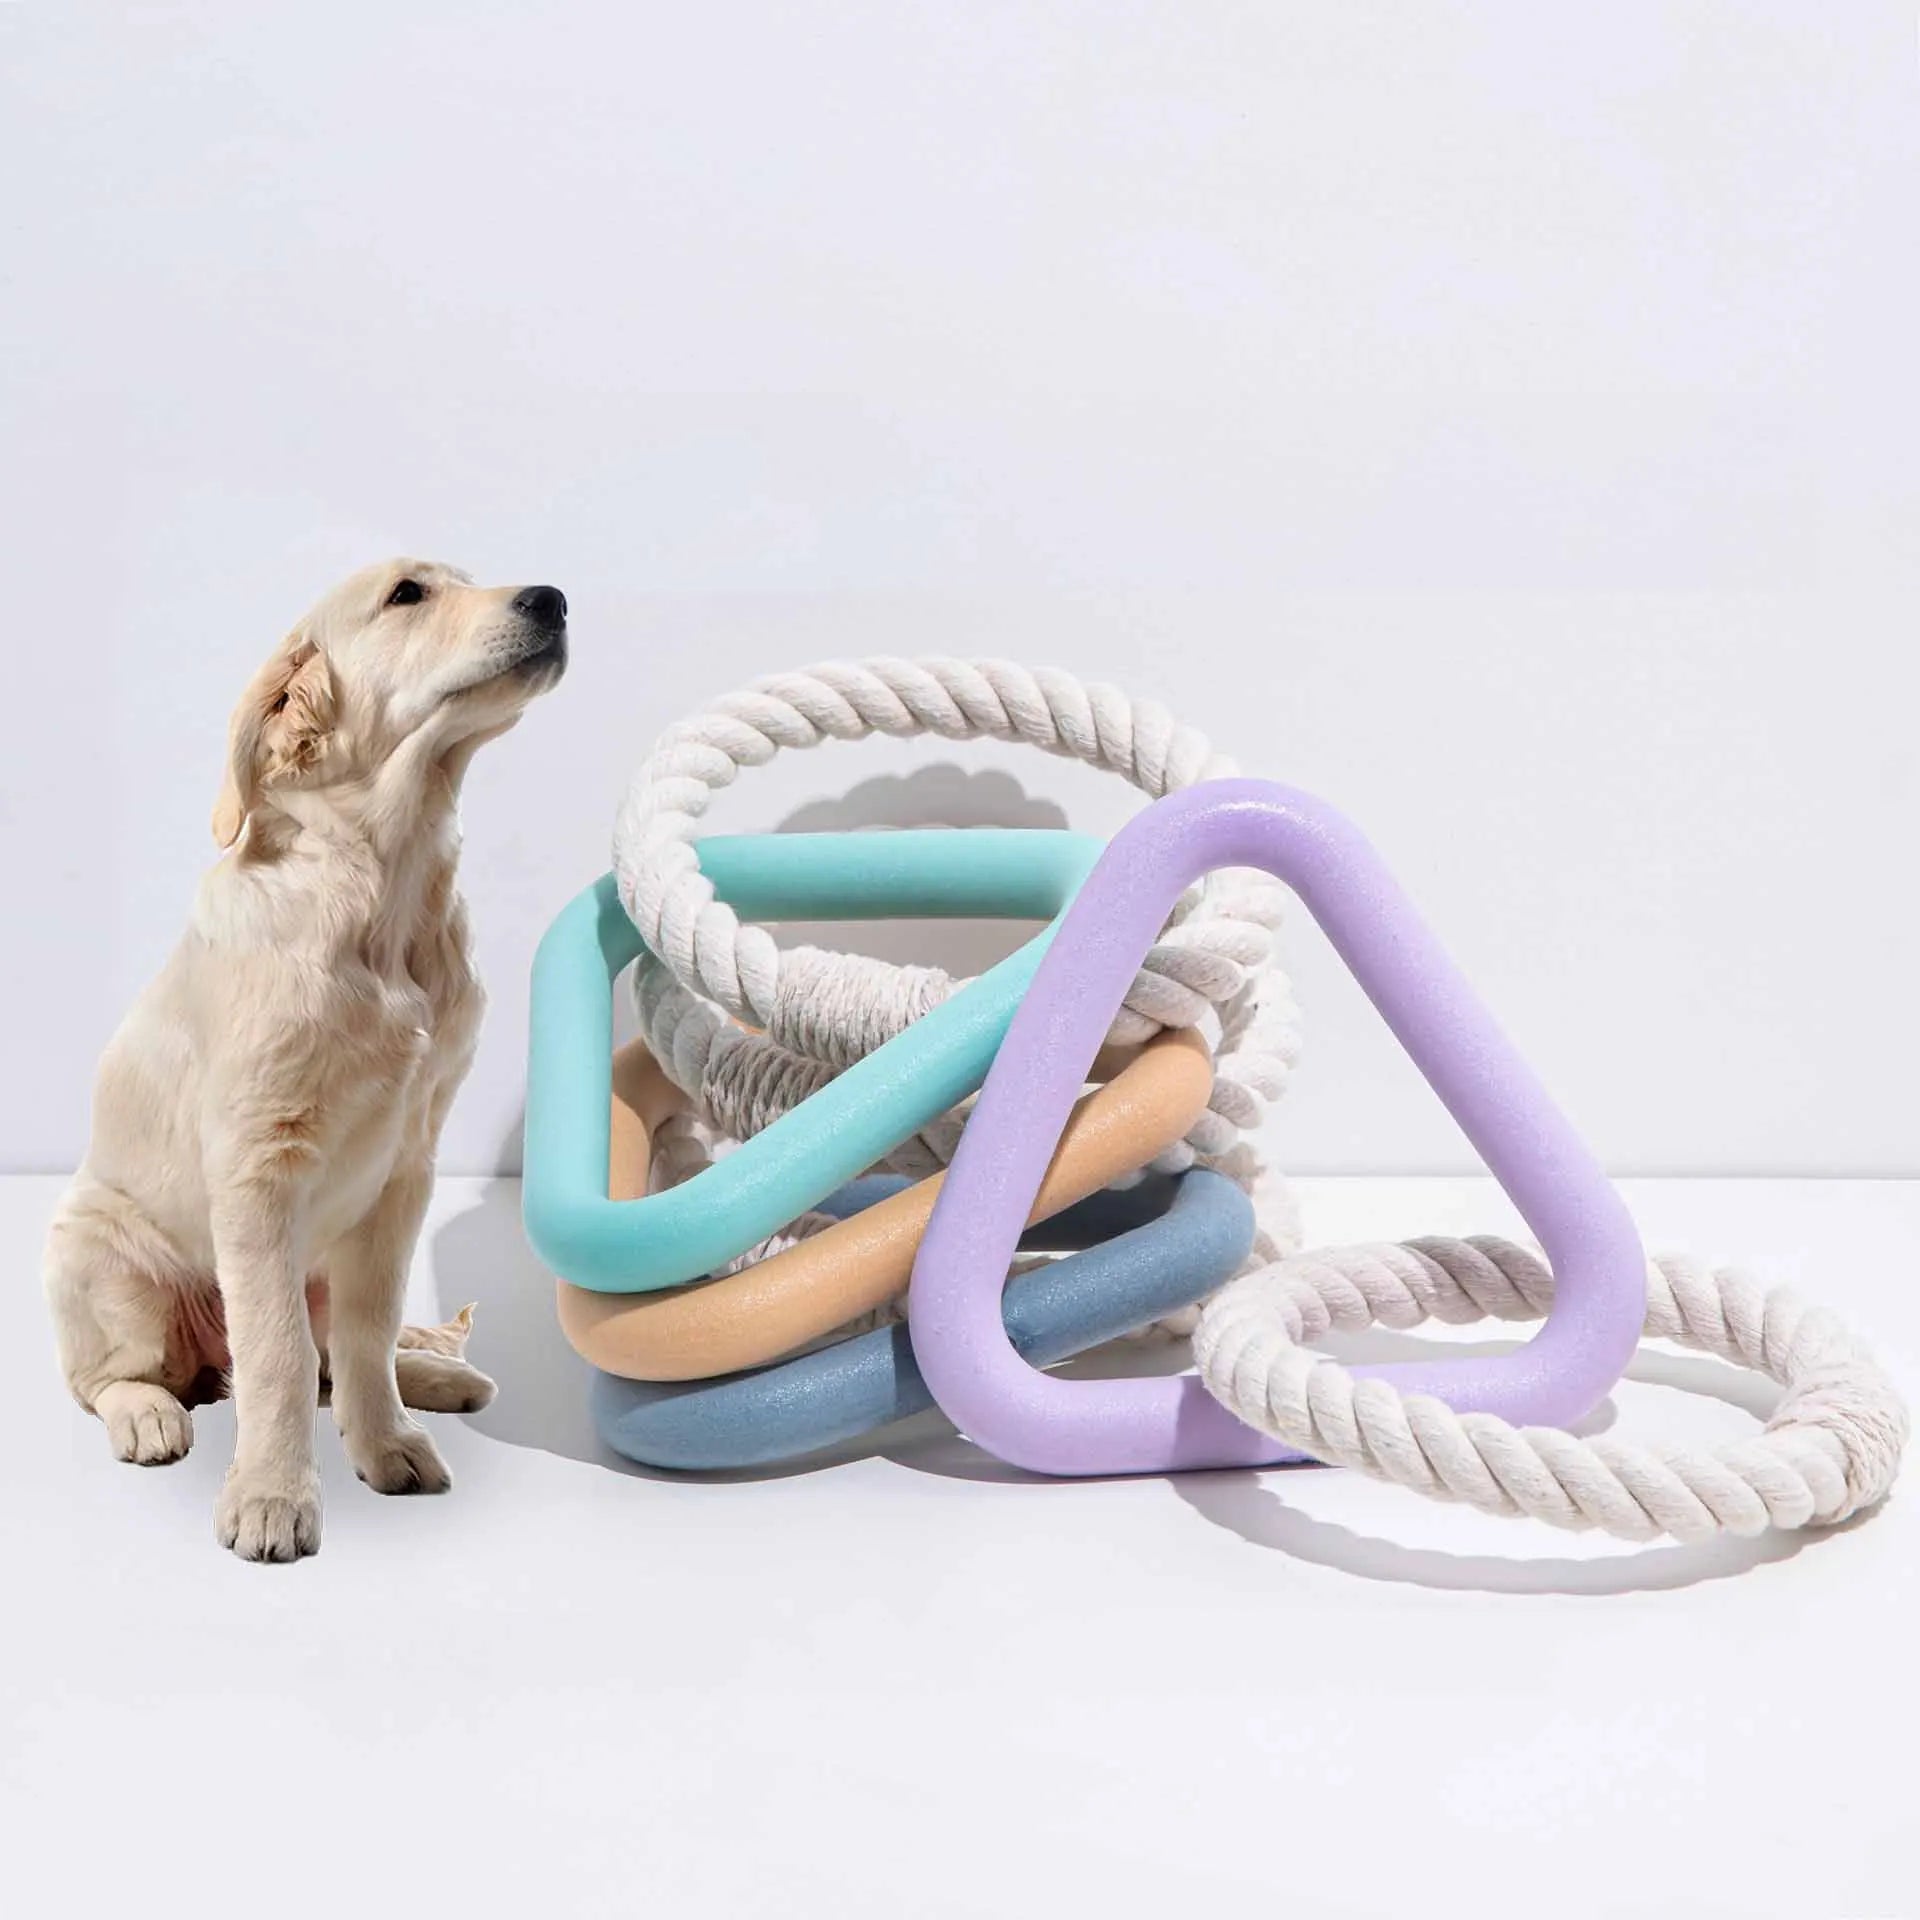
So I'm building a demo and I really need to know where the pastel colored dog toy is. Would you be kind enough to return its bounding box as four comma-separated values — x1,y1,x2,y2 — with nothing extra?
558,1028,1214,1380
523,830,1109,1294
551,659,1905,1542
907,778,1649,1476
591,1169,1255,1469
1194,1232,1908,1539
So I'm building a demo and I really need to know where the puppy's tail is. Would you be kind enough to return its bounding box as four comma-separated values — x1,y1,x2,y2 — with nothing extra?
393,1302,495,1414
397,1301,477,1359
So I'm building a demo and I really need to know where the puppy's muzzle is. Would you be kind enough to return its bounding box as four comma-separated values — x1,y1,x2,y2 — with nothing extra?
510,584,569,676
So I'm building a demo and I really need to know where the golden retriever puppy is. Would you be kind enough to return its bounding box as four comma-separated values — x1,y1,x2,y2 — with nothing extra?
45,559,566,1560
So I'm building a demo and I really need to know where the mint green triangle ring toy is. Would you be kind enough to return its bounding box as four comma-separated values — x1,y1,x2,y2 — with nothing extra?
522,829,1106,1294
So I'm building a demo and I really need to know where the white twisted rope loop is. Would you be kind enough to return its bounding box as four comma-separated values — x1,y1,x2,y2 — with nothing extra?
1192,1237,1907,1541
618,660,1245,1033
613,658,1301,1178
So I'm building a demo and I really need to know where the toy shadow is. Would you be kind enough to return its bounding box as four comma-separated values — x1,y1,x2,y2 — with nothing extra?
743,763,1071,977
431,1169,1866,1598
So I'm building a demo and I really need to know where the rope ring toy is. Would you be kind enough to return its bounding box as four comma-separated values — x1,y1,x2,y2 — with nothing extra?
1193,1236,1908,1541
614,658,1250,1036
612,658,1301,1175
906,778,1648,1475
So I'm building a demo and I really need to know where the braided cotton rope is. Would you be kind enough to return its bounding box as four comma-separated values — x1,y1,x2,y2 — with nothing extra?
616,659,1263,1036
1192,1238,1907,1540
630,933,1302,1191
613,659,1302,1179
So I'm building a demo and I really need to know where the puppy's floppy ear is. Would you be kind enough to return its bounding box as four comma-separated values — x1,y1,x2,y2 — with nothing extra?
211,634,338,848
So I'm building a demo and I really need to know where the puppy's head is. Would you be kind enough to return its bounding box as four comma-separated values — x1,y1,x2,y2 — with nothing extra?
212,559,567,848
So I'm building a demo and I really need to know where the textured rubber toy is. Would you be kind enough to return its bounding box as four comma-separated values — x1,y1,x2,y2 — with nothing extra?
558,1029,1215,1380
523,830,1101,1293
592,1170,1255,1470
907,779,1647,1475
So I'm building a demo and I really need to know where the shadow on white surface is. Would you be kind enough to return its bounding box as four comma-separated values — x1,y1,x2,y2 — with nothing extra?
429,1169,1891,1597
431,1176,926,1482
720,764,1072,979
883,1333,1861,1595
1158,1339,1860,1595
1163,1471,1857,1597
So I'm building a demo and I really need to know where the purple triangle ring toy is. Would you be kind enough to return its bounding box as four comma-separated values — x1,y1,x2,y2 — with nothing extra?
907,778,1648,1477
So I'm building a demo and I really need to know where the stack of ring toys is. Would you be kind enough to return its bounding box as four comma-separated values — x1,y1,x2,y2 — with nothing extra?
588,1029,1252,1465
525,659,1906,1536
523,830,1259,1461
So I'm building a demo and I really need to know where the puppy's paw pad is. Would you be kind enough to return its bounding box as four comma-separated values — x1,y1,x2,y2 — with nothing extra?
349,1424,451,1496
216,1476,322,1563
105,1388,193,1466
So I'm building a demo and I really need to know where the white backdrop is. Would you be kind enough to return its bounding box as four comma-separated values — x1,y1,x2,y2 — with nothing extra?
3,2,1914,1178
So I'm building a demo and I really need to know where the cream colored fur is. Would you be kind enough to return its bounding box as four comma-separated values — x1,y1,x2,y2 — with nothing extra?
46,559,565,1561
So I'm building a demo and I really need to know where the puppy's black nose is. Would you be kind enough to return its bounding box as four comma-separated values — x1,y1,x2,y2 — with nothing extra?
513,584,568,629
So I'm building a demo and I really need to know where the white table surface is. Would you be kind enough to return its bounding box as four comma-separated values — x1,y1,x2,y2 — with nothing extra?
4,1174,1915,1918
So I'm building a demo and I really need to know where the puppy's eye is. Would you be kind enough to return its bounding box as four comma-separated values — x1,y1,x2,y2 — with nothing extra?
386,579,426,608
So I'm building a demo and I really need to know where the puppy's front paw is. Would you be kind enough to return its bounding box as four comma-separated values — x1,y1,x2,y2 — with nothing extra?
216,1470,323,1563
98,1382,194,1465
346,1421,451,1496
